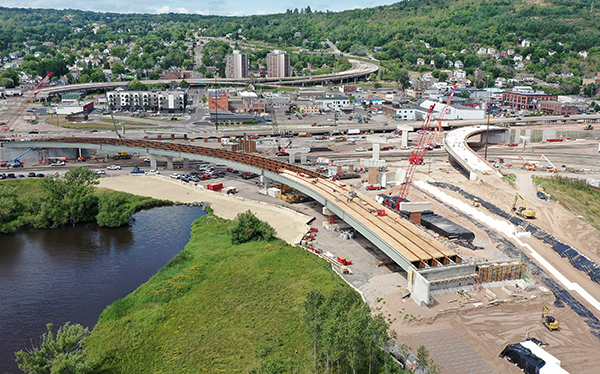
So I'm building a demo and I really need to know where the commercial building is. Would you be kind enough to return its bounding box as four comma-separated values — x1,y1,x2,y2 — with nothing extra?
315,96,351,111
107,89,187,113
502,90,557,110
208,93,229,112
267,50,291,78
56,100,94,115
538,101,578,116
295,100,320,114
226,50,249,79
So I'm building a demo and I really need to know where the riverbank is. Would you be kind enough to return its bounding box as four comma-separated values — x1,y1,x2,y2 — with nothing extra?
84,210,348,372
97,175,313,245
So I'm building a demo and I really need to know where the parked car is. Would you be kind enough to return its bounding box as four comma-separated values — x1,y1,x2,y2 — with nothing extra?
106,165,121,170
355,147,367,152
227,168,238,173
35,173,45,178
366,184,382,190
28,172,36,177
145,170,159,175
248,135,260,140
94,169,106,175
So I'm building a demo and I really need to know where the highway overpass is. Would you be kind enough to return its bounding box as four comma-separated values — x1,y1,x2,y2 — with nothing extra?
36,59,378,100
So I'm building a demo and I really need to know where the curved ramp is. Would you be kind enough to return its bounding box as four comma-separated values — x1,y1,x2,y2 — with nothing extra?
444,125,506,179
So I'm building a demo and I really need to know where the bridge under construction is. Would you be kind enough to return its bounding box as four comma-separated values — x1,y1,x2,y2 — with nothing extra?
2,137,478,305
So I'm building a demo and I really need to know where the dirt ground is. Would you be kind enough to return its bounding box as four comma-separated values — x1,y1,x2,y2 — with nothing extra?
370,142,600,374
97,175,312,245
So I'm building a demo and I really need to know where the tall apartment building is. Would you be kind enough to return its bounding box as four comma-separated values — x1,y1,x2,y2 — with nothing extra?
225,50,248,79
267,50,291,78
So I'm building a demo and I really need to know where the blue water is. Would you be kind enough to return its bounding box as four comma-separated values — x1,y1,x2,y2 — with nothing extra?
0,205,205,373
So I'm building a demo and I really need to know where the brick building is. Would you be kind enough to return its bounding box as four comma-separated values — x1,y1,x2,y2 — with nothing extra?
208,93,229,112
538,101,578,116
502,91,557,110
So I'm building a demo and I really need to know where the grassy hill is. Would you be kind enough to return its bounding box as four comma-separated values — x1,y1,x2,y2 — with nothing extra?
84,211,349,373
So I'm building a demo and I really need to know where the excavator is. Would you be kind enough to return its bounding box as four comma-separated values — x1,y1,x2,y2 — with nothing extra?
542,304,560,331
512,193,536,218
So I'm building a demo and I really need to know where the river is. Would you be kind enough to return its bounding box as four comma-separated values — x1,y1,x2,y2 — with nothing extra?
0,205,206,373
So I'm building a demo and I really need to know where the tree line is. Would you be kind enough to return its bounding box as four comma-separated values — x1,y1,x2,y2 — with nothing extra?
0,167,170,233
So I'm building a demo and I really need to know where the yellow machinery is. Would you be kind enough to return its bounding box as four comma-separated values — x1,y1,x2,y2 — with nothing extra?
542,304,560,331
512,193,536,218
473,198,480,207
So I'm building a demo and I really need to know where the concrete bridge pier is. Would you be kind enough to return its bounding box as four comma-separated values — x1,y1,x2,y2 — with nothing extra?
260,175,272,189
397,125,413,148
166,156,174,170
323,207,336,224
149,156,158,170
183,158,190,169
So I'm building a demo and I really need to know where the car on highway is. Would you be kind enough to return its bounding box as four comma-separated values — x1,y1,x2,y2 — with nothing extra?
51,161,65,166
90,129,98,133
106,165,121,170
355,147,367,152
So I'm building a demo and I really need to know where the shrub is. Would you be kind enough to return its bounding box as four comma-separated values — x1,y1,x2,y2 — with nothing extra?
229,210,276,244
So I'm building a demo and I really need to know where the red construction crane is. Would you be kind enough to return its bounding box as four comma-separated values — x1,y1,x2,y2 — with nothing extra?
395,85,458,209
0,72,54,138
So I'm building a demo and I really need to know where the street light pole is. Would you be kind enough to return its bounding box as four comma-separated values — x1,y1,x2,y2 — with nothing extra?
484,75,491,160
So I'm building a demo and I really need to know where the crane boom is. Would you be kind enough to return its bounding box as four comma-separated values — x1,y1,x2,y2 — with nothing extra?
395,86,457,209
0,72,54,138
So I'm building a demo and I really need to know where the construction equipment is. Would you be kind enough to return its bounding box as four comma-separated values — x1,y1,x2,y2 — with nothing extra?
0,72,53,139
11,147,37,167
584,124,594,130
472,198,480,207
542,304,560,331
104,89,122,139
537,188,551,200
539,155,556,172
114,151,131,160
512,193,536,218
394,86,458,210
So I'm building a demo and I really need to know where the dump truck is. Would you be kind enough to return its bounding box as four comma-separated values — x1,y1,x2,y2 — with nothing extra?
114,151,131,160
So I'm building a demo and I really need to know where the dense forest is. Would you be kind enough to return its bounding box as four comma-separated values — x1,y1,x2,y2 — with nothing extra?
1,0,599,93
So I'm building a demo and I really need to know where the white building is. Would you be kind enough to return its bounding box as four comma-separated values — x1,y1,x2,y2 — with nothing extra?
420,100,485,120
315,96,351,111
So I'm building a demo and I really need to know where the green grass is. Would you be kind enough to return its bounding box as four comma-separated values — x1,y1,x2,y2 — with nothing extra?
0,178,41,196
502,173,516,187
84,211,348,373
534,175,600,231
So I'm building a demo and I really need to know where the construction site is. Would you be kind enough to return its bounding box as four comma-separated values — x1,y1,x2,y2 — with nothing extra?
3,83,600,373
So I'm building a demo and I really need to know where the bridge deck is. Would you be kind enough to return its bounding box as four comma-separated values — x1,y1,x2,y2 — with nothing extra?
280,170,459,268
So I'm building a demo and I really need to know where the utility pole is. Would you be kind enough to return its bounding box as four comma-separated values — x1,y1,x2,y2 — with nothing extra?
484,75,491,160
